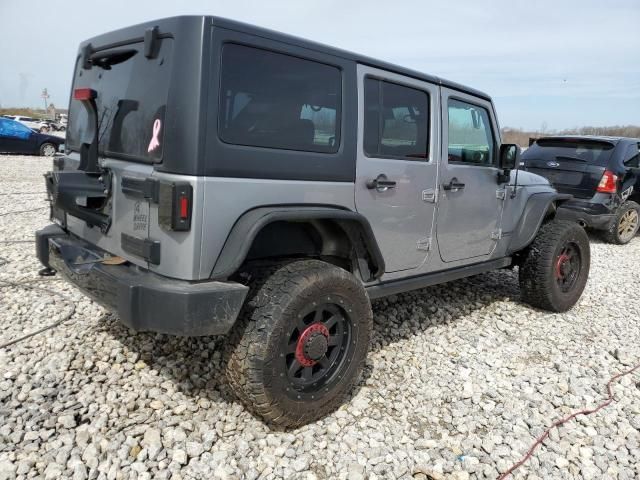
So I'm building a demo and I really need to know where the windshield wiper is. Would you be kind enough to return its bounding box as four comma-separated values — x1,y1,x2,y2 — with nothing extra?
555,155,586,162
89,49,137,70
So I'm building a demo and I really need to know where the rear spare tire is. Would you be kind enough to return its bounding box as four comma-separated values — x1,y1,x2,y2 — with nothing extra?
602,201,640,245
519,220,590,312
225,259,372,428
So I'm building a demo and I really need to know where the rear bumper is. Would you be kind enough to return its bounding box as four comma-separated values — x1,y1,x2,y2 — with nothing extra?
556,201,615,230
35,224,248,336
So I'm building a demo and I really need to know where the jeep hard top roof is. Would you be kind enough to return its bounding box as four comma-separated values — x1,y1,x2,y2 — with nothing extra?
80,15,492,102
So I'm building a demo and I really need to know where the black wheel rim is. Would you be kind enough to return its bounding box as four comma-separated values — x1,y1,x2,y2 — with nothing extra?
284,300,351,393
555,242,581,293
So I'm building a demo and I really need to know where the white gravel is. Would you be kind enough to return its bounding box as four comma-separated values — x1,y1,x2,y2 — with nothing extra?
0,154,639,480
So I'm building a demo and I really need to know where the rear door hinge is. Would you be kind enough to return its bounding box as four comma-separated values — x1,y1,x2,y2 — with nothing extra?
491,229,503,240
422,188,438,203
417,237,432,251
496,189,506,200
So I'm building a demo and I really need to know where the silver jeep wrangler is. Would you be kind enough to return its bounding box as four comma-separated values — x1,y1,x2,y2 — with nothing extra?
36,16,590,427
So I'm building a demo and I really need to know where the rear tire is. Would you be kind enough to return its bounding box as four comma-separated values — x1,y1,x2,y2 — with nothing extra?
224,260,372,428
519,220,590,312
39,143,57,157
602,201,639,245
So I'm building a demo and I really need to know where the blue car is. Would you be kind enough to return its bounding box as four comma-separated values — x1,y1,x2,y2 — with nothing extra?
0,117,64,156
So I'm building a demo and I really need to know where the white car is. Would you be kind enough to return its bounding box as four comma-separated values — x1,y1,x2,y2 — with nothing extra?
4,115,51,133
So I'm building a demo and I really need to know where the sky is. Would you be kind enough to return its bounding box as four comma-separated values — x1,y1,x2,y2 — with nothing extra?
0,0,638,131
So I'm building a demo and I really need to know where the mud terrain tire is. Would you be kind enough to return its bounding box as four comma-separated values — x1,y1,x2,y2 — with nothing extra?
519,220,590,312
224,260,372,428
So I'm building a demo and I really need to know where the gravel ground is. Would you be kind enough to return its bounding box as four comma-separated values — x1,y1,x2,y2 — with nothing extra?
0,155,639,480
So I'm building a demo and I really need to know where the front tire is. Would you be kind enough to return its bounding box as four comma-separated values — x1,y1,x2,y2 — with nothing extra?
225,260,372,428
602,201,639,245
519,220,590,312
39,142,57,157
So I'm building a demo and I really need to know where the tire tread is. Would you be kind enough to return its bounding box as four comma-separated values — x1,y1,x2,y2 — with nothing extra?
519,219,590,312
224,259,371,428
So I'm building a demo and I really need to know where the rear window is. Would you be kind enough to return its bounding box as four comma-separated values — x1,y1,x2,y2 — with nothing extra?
67,38,173,162
218,43,341,154
524,138,615,165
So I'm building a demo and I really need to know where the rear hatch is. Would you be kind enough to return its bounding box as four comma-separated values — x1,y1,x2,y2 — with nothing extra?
522,137,616,199
49,18,207,281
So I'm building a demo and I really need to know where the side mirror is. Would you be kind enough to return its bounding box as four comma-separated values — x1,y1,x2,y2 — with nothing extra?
499,143,520,171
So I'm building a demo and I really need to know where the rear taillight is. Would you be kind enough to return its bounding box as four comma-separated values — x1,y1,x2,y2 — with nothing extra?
158,182,192,231
596,170,618,193
179,196,189,219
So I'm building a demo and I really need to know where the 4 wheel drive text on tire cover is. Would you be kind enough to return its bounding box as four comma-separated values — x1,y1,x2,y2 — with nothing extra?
36,16,592,427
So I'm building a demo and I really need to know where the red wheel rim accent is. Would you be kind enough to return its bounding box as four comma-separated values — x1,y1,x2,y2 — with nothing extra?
295,323,329,367
555,253,570,279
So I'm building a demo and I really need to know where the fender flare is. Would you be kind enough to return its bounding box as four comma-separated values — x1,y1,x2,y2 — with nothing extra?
507,192,572,254
210,206,385,281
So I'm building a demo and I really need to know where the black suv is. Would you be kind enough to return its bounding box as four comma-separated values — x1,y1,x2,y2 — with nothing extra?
522,136,640,244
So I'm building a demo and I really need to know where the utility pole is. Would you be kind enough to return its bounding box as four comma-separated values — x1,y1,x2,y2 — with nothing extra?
41,88,50,118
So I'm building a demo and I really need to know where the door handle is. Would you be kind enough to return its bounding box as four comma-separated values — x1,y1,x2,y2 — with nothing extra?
366,174,397,192
443,178,465,192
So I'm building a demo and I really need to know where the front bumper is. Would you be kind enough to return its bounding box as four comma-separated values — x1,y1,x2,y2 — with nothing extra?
35,224,248,336
556,202,615,230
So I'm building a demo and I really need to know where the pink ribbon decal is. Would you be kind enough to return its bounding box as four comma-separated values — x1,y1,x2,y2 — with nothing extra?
147,119,161,153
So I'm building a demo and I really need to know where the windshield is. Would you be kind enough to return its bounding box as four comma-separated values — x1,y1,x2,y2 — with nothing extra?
67,38,173,162
524,138,615,166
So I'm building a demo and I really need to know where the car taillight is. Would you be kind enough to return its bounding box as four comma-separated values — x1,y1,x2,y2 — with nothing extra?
179,196,189,219
596,170,618,193
73,88,97,100
158,181,192,231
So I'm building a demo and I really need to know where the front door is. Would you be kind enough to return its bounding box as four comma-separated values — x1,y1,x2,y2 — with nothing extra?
436,89,504,263
355,65,440,273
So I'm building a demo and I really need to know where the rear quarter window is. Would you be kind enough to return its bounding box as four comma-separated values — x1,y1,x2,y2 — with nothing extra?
218,43,342,154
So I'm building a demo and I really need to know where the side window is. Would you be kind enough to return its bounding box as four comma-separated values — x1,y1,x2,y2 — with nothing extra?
363,78,429,160
623,144,640,168
218,43,341,153
447,99,495,166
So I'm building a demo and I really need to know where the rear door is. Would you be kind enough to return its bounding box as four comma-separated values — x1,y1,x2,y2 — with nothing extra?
436,89,503,263
523,138,615,199
354,65,439,273
622,142,640,198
